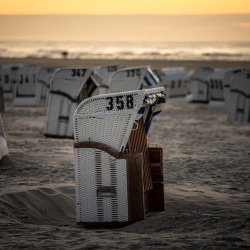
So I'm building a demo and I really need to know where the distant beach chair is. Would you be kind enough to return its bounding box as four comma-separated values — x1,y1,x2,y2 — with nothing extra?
14,65,42,106
109,66,159,93
73,87,166,225
207,68,232,106
37,66,59,107
90,64,119,95
160,67,188,99
0,114,8,160
227,72,250,122
223,68,249,112
44,67,97,138
186,67,213,103
0,64,20,100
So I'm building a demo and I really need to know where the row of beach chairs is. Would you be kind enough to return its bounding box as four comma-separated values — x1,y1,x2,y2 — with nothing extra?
154,66,250,123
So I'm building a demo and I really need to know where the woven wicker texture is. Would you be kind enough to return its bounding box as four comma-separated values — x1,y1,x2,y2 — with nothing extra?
109,66,159,93
50,68,93,100
227,72,250,122
74,148,128,222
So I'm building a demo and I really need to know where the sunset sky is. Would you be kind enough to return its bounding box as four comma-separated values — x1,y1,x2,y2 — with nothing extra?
0,0,250,42
1,0,250,15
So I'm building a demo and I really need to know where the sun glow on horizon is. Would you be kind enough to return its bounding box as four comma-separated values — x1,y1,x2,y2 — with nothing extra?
0,0,250,15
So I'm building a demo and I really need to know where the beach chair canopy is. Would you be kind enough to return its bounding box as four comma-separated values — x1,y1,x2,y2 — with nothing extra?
90,65,119,95
109,66,159,93
74,87,166,152
188,66,214,81
50,68,94,101
15,65,41,97
227,72,250,122
38,66,59,88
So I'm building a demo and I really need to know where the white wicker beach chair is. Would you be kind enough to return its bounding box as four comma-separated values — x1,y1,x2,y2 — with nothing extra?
0,65,20,100
36,66,59,107
223,68,249,112
109,66,159,93
161,67,188,99
44,68,95,138
227,72,250,122
73,87,166,225
90,64,119,95
186,67,213,103
14,66,41,106
0,114,8,160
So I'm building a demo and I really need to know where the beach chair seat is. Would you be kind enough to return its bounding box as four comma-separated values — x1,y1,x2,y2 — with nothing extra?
227,72,250,122
161,67,188,99
0,114,8,160
14,66,41,106
109,66,159,93
186,67,213,103
44,68,95,138
73,87,166,225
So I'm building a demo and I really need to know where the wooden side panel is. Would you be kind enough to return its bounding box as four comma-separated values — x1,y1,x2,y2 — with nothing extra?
127,118,153,192
127,157,145,223
148,147,165,211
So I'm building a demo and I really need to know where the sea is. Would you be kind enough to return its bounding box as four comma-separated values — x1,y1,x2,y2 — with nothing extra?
0,41,250,61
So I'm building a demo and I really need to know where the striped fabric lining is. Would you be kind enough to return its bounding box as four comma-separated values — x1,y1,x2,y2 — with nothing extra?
143,68,160,87
136,91,166,134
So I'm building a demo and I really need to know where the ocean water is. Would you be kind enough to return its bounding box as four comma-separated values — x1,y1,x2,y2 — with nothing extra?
0,41,250,61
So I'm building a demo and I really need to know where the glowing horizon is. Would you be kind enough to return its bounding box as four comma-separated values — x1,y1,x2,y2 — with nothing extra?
0,0,250,15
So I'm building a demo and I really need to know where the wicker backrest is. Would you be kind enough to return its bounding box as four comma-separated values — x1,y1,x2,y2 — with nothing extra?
44,67,95,138
50,68,93,100
227,72,250,122
74,87,166,152
0,114,8,160
109,66,159,93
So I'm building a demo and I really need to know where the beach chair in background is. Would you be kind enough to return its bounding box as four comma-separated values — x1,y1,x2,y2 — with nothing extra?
160,67,188,99
0,114,8,160
73,87,166,225
0,64,20,100
207,68,231,106
223,68,249,112
14,65,42,106
44,67,97,138
90,64,119,95
36,66,59,107
186,67,213,103
109,66,159,93
227,72,250,122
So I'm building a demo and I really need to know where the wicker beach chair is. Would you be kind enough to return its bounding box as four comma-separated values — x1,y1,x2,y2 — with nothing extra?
73,87,166,225
36,66,59,107
0,65,20,100
186,67,213,103
161,67,188,99
227,72,250,122
14,65,41,106
90,64,119,95
44,67,96,138
0,114,8,160
223,68,249,112
109,66,159,93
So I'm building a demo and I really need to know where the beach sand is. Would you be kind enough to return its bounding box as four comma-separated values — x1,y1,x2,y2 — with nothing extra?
0,58,250,249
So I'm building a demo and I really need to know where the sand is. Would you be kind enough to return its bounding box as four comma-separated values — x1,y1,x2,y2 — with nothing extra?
0,58,250,249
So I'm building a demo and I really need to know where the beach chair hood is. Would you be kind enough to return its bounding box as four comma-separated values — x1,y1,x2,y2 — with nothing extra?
50,68,93,101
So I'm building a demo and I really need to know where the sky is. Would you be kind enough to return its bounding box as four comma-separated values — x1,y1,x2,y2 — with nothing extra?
0,0,250,42
1,0,250,15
